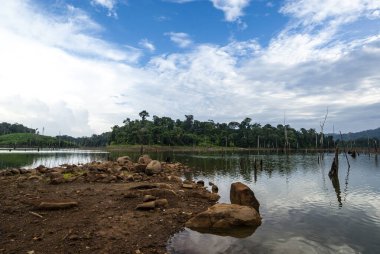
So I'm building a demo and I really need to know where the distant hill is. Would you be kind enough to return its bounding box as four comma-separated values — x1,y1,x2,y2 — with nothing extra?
0,133,76,148
0,122,110,147
331,127,380,141
0,122,35,135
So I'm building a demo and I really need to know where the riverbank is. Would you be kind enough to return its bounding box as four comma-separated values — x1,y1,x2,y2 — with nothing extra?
107,144,380,154
0,156,219,254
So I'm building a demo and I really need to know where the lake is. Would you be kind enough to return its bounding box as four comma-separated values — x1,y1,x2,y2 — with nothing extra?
0,149,379,253
0,149,110,169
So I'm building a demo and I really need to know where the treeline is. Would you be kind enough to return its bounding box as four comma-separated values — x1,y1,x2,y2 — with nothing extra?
0,122,110,147
0,133,76,148
58,133,111,147
0,122,35,135
110,111,335,149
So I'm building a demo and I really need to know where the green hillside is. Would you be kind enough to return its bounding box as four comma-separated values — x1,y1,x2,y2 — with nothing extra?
0,133,77,148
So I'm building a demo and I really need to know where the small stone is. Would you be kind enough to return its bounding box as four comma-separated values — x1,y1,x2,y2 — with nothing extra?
168,175,182,183
143,195,156,202
182,183,194,189
212,185,219,193
136,201,156,210
196,180,205,186
155,199,169,208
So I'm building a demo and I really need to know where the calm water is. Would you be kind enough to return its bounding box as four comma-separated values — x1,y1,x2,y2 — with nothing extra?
0,149,109,169
165,152,380,254
1,150,379,253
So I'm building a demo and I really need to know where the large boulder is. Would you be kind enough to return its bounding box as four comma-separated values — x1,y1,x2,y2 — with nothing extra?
230,182,260,213
185,203,261,230
138,154,152,165
145,160,162,175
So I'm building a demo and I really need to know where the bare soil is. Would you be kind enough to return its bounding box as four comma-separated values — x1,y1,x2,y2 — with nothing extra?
0,161,218,254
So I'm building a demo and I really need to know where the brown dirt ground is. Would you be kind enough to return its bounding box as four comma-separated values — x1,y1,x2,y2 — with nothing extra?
0,168,217,254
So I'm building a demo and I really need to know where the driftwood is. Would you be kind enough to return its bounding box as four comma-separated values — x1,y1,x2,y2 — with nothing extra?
29,211,43,218
37,201,78,210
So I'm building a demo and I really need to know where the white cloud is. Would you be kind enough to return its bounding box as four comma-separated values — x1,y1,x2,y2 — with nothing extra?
210,0,251,22
281,0,380,26
91,0,118,17
1,0,380,137
165,0,251,22
139,38,156,52
165,32,193,48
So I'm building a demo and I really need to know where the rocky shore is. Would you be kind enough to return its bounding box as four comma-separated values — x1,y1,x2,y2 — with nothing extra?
0,155,261,254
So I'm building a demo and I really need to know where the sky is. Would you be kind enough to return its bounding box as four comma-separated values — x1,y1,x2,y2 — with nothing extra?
0,0,379,137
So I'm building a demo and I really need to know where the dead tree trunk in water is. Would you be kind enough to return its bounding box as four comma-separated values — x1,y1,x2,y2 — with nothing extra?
329,147,339,178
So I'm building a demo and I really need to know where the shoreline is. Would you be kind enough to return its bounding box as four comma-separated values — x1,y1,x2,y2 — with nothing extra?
0,156,219,254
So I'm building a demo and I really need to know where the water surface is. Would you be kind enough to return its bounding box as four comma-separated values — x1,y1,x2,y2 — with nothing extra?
165,152,380,254
0,149,109,169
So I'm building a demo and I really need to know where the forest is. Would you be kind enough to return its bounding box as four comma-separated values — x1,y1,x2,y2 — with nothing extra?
110,110,339,149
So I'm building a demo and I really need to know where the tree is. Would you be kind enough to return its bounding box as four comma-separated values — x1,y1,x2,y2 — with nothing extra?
139,110,150,121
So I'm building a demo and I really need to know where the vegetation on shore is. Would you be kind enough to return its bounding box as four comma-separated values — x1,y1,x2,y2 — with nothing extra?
1,115,379,150
0,133,76,148
110,111,336,149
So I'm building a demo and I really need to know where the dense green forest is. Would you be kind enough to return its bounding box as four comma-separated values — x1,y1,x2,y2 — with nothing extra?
57,133,111,147
110,111,337,149
0,122,109,148
0,122,36,135
0,133,76,148
2,117,378,149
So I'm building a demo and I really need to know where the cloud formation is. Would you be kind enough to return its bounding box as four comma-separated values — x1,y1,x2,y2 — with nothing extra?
165,32,193,48
0,0,379,136
139,39,156,52
210,0,251,22
91,0,119,17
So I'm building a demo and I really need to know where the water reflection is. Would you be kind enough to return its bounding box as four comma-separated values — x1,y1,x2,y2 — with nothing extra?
165,152,380,254
0,150,109,169
329,173,342,207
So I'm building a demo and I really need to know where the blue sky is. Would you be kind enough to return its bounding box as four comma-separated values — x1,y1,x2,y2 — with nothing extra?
0,0,380,136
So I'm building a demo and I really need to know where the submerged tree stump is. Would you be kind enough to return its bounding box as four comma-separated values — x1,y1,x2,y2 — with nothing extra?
329,147,339,178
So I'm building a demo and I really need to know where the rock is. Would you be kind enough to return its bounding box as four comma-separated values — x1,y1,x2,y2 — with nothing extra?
167,175,182,183
117,156,132,165
211,185,219,193
134,163,147,173
10,168,20,175
183,179,194,185
196,180,205,186
156,183,172,190
145,160,162,175
28,175,43,181
136,201,156,210
230,182,260,213
143,195,157,202
19,168,29,174
209,181,215,186
182,184,195,189
49,172,65,185
36,165,47,173
185,203,261,229
190,191,220,202
138,154,152,165
154,199,169,208
140,189,177,199
207,193,220,202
